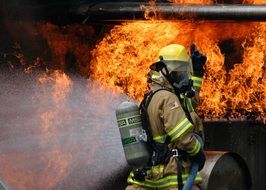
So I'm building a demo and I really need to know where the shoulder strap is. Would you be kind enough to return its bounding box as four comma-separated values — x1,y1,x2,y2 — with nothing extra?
146,88,193,124
176,96,194,124
139,88,167,144
140,88,194,145
141,88,166,110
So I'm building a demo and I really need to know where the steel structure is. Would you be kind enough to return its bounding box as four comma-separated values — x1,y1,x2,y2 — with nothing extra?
77,2,266,21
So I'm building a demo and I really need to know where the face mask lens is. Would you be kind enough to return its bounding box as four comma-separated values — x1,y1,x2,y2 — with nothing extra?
170,71,188,83
150,61,166,72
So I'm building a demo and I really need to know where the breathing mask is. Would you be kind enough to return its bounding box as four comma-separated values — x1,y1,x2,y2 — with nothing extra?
149,60,195,98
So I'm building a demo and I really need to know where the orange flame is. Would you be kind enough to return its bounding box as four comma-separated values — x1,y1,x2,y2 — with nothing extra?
9,1,263,122
37,23,94,75
89,19,266,121
140,1,159,20
37,70,73,188
169,0,213,4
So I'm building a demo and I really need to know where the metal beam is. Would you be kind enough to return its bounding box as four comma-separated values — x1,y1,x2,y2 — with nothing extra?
77,2,266,21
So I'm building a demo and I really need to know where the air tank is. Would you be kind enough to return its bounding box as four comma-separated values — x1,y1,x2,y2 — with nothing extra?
0,180,8,190
115,101,150,167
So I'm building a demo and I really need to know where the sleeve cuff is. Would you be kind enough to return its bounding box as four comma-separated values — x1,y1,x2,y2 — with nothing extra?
187,138,201,156
192,76,203,91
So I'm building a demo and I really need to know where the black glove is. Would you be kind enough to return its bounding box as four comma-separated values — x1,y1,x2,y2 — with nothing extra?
190,44,207,77
190,150,206,171
133,168,146,181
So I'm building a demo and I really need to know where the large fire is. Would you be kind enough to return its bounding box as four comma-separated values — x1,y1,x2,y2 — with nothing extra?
89,6,266,121
0,1,265,189
2,1,265,122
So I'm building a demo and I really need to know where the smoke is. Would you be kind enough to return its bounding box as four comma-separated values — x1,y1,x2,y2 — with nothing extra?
0,69,130,190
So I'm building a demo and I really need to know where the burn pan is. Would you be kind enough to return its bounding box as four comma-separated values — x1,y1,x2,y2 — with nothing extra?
204,120,266,190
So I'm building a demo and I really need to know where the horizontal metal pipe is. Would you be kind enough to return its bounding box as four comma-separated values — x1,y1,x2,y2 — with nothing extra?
77,2,266,21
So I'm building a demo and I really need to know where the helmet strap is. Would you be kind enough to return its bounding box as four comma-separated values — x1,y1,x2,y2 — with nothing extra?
160,68,195,98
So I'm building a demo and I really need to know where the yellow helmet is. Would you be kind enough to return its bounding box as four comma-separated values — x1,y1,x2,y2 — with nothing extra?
148,44,193,94
158,44,190,63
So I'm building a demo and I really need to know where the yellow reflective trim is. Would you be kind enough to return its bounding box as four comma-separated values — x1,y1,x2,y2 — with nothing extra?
168,118,187,136
153,134,168,143
192,76,203,89
169,118,192,142
191,76,203,82
153,117,192,143
171,122,192,142
194,82,202,88
193,80,202,86
187,139,201,156
187,98,194,112
151,164,164,175
127,171,203,188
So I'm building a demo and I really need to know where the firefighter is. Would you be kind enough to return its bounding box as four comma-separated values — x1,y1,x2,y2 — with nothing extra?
125,44,206,190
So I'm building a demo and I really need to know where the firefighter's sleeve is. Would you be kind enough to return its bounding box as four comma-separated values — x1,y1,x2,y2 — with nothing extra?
187,75,203,111
161,93,201,156
192,75,203,93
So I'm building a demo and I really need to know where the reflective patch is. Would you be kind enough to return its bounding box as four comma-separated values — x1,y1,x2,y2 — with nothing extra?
168,101,179,110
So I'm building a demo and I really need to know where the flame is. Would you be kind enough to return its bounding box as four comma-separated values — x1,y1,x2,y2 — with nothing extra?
169,0,213,4
222,23,266,119
3,3,265,122
0,70,74,190
140,1,159,20
37,23,94,75
37,70,73,189
37,70,73,104
90,20,188,99
89,19,266,121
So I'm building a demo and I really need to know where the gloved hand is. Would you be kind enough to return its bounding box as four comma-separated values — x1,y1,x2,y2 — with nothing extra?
190,44,207,77
190,149,206,171
133,168,146,181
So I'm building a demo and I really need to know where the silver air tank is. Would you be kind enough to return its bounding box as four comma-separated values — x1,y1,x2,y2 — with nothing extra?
116,101,150,167
0,180,8,190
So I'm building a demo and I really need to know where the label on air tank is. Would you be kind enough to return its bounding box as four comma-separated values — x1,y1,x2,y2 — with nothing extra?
117,115,142,128
122,136,137,145
117,119,127,128
121,128,142,145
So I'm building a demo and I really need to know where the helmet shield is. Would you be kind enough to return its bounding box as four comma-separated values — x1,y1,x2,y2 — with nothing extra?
148,44,194,96
162,60,189,73
150,60,189,73
149,60,191,85
170,71,189,85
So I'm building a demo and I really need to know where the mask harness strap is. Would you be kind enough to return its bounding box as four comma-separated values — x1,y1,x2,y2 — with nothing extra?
160,65,194,124
143,61,196,188
142,88,194,189
159,65,196,190
139,88,171,167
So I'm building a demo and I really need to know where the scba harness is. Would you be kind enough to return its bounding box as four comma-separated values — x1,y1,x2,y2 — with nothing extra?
139,88,173,167
133,88,192,183
115,87,204,189
128,88,205,190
